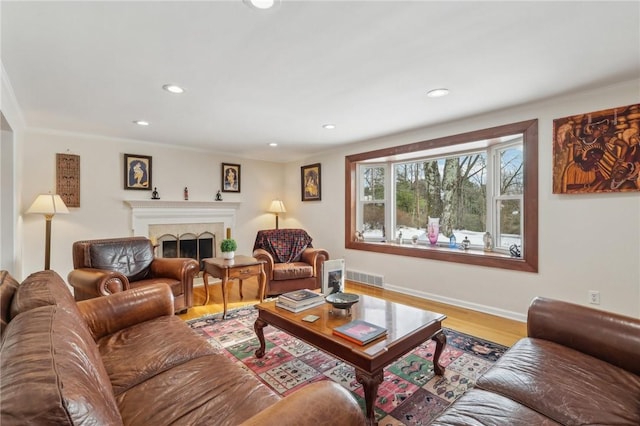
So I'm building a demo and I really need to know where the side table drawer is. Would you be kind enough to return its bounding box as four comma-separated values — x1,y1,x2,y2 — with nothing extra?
228,264,261,280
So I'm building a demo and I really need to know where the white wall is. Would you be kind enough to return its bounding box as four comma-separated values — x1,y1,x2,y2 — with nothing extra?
15,78,640,320
20,130,285,280
289,79,640,320
1,63,26,276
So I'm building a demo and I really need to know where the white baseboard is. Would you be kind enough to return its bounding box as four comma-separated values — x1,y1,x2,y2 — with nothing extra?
381,282,527,323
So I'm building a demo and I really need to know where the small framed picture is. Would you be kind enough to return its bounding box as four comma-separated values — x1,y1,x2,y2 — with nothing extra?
124,154,152,190
301,163,321,201
322,259,345,296
221,163,241,193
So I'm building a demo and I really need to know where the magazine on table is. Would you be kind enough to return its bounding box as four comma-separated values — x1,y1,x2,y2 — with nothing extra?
332,319,387,345
279,289,323,304
275,298,325,313
277,293,324,309
322,259,345,296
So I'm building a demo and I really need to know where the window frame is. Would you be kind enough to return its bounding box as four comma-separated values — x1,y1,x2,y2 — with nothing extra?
345,119,538,272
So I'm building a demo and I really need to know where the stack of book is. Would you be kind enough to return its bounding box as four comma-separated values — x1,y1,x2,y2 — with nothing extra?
333,319,388,345
276,289,325,313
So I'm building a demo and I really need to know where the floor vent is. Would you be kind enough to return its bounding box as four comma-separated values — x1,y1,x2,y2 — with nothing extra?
346,269,384,287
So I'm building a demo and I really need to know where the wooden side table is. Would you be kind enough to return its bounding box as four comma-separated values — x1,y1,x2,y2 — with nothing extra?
202,255,266,318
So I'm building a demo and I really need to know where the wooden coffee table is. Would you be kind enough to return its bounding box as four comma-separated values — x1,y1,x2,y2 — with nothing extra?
254,294,447,424
202,256,266,318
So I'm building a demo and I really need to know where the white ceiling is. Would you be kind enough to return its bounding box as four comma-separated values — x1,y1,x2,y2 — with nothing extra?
2,1,639,162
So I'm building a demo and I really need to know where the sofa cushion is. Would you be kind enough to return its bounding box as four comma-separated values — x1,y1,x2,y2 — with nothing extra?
430,388,561,426
273,262,314,281
0,270,19,339
88,239,153,282
477,338,640,425
115,354,280,426
0,305,123,425
9,270,78,319
97,315,217,395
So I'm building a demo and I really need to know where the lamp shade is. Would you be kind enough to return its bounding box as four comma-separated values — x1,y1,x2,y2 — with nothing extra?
268,200,286,213
27,194,69,215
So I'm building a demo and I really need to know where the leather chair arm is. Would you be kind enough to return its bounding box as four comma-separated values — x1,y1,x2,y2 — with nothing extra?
77,283,175,340
150,257,199,281
300,248,329,276
527,297,640,375
239,381,365,426
67,268,129,297
253,249,275,280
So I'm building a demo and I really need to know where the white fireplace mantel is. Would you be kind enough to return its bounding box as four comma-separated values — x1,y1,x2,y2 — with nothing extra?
124,200,240,237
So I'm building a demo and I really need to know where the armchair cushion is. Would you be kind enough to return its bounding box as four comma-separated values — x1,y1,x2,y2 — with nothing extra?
87,239,154,282
273,263,313,281
253,229,313,263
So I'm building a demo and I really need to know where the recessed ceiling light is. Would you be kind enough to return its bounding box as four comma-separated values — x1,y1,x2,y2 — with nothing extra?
162,84,185,94
243,0,279,10
268,142,278,147
427,88,449,98
322,124,336,130
133,120,150,126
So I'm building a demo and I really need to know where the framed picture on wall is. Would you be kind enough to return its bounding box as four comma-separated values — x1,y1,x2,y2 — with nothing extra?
221,163,241,193
124,154,152,190
301,163,321,201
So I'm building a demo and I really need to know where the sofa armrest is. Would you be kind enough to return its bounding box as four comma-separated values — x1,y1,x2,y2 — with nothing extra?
300,248,329,276
253,249,275,280
527,297,640,375
77,283,175,340
67,268,129,298
239,381,365,426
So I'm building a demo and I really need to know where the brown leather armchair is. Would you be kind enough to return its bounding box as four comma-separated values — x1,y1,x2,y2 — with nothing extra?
67,237,199,313
252,229,329,297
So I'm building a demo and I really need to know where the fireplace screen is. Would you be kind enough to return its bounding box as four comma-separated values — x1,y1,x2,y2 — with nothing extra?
159,232,215,270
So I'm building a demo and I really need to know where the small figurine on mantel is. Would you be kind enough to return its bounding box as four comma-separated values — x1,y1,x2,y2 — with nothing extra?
151,187,160,200
215,190,223,201
184,187,189,201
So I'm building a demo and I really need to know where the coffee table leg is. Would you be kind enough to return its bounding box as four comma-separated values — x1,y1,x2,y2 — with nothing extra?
355,369,383,425
254,317,268,358
432,329,447,376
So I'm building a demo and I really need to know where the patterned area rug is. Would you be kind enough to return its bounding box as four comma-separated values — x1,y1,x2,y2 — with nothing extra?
187,307,507,425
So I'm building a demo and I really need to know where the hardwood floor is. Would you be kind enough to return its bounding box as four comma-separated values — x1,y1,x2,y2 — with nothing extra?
179,277,527,347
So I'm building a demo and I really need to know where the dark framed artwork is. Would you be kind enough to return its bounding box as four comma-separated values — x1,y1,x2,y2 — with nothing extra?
221,163,241,193
56,153,80,207
124,154,152,190
301,163,321,201
553,103,640,194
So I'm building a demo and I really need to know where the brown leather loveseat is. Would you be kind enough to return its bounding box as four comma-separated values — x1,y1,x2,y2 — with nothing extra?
68,236,199,313
0,270,365,425
432,297,640,425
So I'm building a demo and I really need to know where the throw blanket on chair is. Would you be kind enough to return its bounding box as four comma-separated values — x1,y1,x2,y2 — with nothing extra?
253,229,313,263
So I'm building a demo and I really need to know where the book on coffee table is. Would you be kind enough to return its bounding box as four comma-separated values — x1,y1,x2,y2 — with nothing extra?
332,319,387,345
278,289,324,307
275,298,325,313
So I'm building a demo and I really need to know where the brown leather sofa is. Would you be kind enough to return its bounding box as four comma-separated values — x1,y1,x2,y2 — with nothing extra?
253,229,329,297
432,297,640,425
68,236,199,313
0,270,365,426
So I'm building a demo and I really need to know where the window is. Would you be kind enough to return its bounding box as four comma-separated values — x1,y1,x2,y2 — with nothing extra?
345,120,538,272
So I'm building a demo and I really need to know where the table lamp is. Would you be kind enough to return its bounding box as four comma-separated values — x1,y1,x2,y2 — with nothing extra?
268,200,286,229
27,193,69,270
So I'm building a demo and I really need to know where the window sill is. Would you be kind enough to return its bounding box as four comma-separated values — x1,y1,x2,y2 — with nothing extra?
346,240,535,272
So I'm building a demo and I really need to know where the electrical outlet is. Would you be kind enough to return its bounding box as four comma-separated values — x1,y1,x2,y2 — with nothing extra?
588,290,600,305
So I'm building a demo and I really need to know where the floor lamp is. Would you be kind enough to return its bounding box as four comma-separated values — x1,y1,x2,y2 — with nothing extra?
268,200,286,229
27,194,69,270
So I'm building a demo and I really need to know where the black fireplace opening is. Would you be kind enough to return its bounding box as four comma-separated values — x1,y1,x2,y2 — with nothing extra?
160,234,215,270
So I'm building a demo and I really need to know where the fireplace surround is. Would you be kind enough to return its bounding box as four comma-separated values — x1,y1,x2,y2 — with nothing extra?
125,200,239,270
